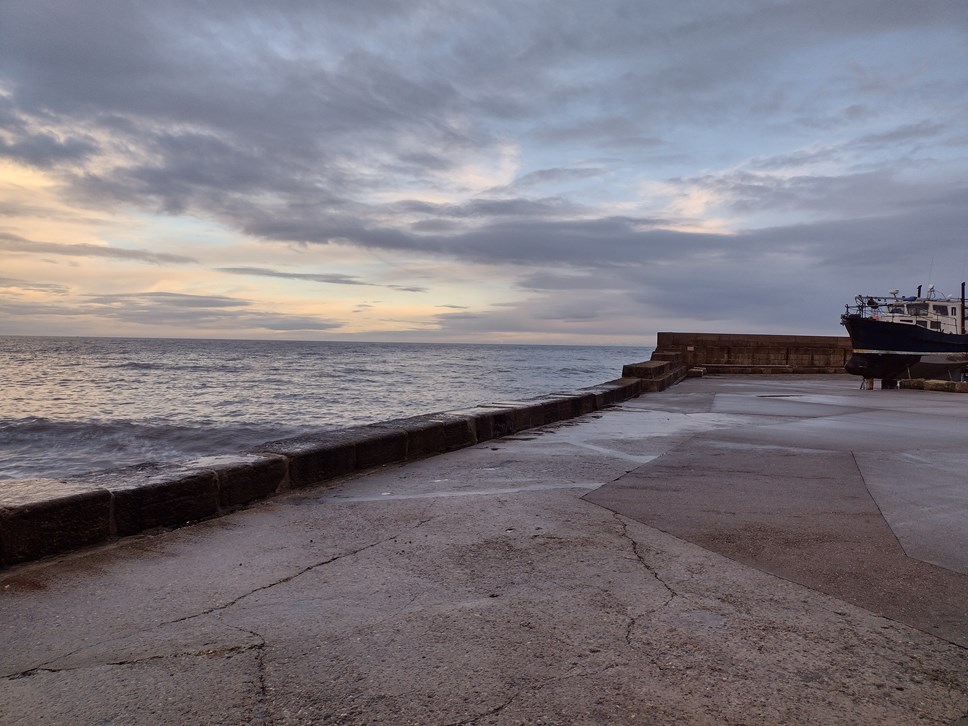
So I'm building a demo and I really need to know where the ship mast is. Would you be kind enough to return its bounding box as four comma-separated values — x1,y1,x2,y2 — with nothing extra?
961,282,966,335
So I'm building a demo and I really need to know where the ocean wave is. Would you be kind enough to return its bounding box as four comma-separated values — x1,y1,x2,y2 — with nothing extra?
0,417,309,481
97,361,245,373
0,337,651,482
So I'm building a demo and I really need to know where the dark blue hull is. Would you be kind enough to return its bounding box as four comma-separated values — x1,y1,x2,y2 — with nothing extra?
842,315,968,379
843,316,968,355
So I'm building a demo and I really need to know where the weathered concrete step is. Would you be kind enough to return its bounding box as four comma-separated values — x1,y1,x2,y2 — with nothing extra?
621,358,687,392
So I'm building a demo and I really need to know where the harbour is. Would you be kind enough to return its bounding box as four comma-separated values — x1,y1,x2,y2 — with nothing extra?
2,338,967,724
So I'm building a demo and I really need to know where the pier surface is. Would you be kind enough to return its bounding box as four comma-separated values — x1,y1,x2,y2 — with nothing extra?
2,375,967,724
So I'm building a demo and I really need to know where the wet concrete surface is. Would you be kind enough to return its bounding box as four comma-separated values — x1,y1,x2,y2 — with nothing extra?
1,375,967,725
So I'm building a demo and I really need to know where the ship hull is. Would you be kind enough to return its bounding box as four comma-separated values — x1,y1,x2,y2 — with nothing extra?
842,316,968,379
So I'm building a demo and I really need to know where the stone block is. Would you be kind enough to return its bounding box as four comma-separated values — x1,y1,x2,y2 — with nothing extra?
549,392,598,417
184,454,288,509
622,360,670,379
584,384,620,406
526,395,582,425
354,425,408,468
900,379,925,390
81,463,220,537
256,425,408,487
446,406,514,443
581,387,609,409
478,407,517,439
255,431,357,487
589,378,642,403
382,414,476,459
576,392,600,414
488,401,546,432
0,479,112,566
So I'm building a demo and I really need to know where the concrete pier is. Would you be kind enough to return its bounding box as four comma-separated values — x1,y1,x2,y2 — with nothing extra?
1,374,966,725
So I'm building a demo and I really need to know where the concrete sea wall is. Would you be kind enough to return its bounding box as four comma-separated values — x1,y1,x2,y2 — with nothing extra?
2,363,689,568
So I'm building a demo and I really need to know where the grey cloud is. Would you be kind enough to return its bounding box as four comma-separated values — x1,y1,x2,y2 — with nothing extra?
675,167,968,220
496,167,607,192
80,291,343,330
515,272,604,291
86,292,248,309
0,130,99,167
431,289,643,338
217,266,371,286
748,147,842,171
0,287,340,332
251,315,343,332
0,276,69,295
854,121,947,149
437,199,968,337
217,266,428,292
0,233,197,264
4,1,963,213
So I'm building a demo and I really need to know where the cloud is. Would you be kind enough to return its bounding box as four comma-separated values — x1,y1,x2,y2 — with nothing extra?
77,291,343,331
0,130,100,168
85,291,248,308
217,266,428,292
0,276,69,295
1,1,967,341
0,232,197,264
492,167,607,192
216,266,371,286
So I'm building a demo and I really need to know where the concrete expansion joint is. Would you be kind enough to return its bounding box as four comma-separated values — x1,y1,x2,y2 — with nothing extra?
848,450,909,557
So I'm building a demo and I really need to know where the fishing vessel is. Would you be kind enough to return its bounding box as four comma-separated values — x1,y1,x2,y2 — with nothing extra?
841,284,968,380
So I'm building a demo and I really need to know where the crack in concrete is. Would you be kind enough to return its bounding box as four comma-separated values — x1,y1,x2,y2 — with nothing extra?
438,663,625,725
168,516,437,625
440,692,520,726
612,512,679,647
613,512,678,604
223,623,271,724
3,517,437,682
4,641,263,681
179,539,397,622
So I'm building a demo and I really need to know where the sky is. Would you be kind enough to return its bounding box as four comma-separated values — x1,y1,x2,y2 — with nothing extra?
1,1,967,345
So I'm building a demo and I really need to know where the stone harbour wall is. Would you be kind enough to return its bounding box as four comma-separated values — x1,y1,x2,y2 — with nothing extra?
652,331,852,374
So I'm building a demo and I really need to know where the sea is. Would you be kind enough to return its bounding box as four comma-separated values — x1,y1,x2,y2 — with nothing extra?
0,336,651,483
